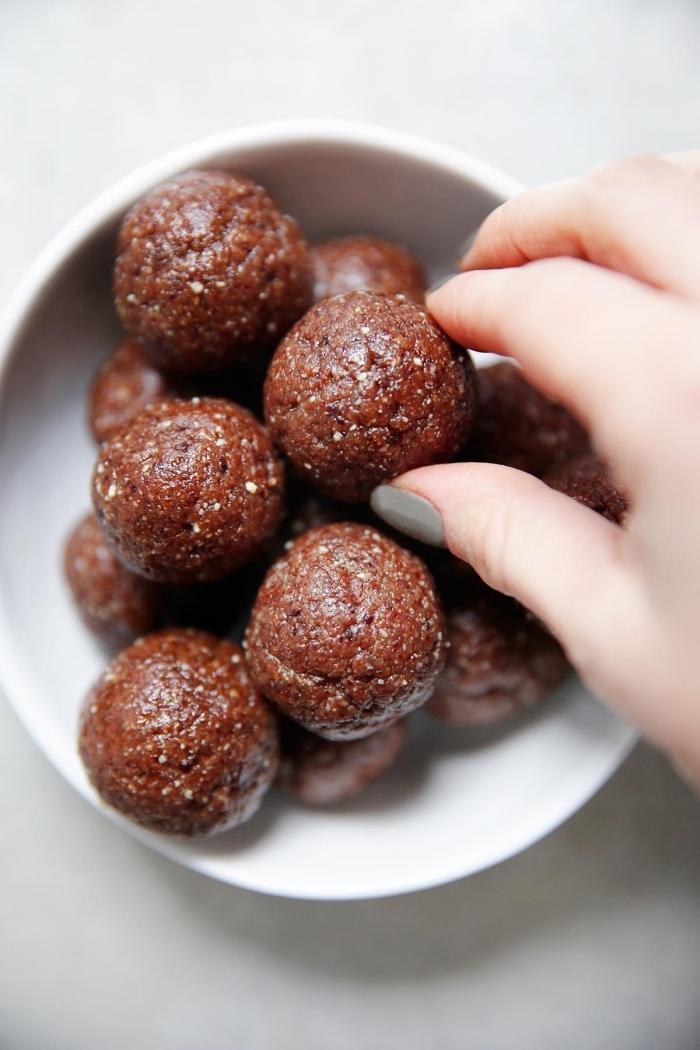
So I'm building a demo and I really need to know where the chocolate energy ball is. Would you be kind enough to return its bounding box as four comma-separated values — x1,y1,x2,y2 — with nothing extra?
92,397,284,584
310,235,426,303
278,718,407,806
465,362,590,477
64,512,160,648
245,522,447,740
544,453,630,526
114,169,312,372
88,339,181,445
79,629,279,836
264,291,477,502
428,586,569,727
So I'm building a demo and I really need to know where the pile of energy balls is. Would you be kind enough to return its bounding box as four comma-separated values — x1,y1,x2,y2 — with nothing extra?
64,169,628,838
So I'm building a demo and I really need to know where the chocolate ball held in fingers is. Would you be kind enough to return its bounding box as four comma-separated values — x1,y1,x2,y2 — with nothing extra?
264,291,477,502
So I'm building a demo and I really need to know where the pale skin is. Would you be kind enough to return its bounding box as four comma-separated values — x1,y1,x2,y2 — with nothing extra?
391,152,700,788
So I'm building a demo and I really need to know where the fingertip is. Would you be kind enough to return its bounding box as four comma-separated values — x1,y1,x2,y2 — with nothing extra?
425,270,498,352
425,273,460,297
425,272,466,312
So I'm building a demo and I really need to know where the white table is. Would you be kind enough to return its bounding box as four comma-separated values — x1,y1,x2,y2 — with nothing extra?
2,2,700,1047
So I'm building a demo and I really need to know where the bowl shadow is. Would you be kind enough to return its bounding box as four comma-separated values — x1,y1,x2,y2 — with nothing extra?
140,743,700,985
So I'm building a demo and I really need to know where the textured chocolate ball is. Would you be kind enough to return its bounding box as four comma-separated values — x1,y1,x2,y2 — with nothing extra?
78,629,279,836
465,362,590,477
88,339,180,445
114,169,312,372
310,235,426,303
64,512,160,648
544,454,629,525
264,291,477,501
428,584,569,727
245,522,446,740
92,397,284,584
278,718,407,806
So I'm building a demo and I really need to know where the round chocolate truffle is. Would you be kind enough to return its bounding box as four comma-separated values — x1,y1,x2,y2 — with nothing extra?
428,586,569,727
88,339,179,445
264,291,477,501
245,522,447,740
92,397,284,584
544,453,629,526
310,235,426,303
64,512,160,648
278,718,407,806
79,629,279,836
465,362,590,477
114,169,312,372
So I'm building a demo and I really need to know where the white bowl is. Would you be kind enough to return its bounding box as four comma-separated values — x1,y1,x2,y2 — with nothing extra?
0,120,635,900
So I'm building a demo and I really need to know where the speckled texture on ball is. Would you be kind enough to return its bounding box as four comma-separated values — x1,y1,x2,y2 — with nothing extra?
465,362,590,477
544,453,629,525
278,718,407,805
92,397,284,584
64,513,160,648
310,235,426,303
428,585,569,727
264,291,477,501
79,629,279,836
88,339,179,445
245,522,446,740
114,169,312,372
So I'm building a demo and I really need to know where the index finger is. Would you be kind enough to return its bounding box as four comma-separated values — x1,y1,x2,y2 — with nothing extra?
461,154,700,301
427,259,699,484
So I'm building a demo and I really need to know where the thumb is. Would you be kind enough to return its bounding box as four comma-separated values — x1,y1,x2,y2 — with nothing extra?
371,462,644,692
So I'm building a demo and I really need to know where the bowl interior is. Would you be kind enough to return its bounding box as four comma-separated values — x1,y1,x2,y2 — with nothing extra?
0,127,634,899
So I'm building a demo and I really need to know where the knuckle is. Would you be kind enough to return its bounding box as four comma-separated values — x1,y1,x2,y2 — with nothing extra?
586,153,662,192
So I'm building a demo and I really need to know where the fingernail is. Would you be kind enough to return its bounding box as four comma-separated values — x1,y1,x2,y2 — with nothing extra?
427,273,459,296
458,230,479,260
370,486,446,547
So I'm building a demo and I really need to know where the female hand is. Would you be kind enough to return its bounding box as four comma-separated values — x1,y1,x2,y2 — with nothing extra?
373,152,700,786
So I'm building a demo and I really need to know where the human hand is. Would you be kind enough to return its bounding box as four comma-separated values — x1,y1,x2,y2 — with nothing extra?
372,152,700,786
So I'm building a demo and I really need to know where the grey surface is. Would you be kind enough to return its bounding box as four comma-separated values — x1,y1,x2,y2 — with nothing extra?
1,1,699,1047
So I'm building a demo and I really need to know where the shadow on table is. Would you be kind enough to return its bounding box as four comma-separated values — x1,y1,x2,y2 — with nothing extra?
146,742,700,983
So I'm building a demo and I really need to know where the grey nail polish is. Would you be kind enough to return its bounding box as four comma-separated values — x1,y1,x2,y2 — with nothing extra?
427,272,458,296
370,486,446,547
